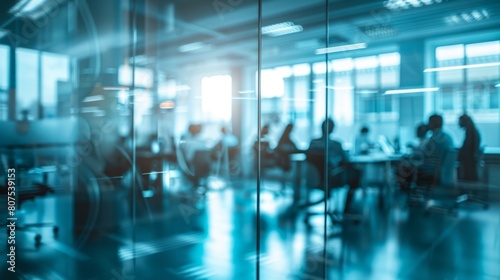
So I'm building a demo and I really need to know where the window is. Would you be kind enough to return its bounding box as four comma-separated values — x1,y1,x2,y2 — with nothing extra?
15,48,71,119
261,68,286,98
354,52,400,120
201,75,232,122
41,52,70,118
16,48,39,119
333,62,354,126
435,40,500,113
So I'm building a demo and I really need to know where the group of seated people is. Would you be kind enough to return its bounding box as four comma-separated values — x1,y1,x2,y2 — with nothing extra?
397,113,482,191
253,119,361,215
257,113,482,215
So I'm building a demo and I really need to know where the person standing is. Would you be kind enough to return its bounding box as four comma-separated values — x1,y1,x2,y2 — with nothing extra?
457,114,481,182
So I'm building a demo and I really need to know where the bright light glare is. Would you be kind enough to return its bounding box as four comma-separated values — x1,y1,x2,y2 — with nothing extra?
424,62,500,72
316,43,367,55
202,75,232,121
384,87,439,95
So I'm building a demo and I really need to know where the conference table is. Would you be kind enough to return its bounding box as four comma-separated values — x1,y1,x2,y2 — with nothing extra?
291,151,402,208
350,152,402,208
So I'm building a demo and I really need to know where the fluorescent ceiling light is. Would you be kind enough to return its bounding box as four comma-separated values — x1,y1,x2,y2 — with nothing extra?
178,42,209,53
316,43,367,55
10,0,61,19
495,84,500,88
262,22,303,37
83,95,104,102
445,9,489,25
238,90,255,94
384,87,439,95
10,0,46,14
384,0,443,10
424,62,500,72
103,86,130,91
357,90,379,94
322,86,354,91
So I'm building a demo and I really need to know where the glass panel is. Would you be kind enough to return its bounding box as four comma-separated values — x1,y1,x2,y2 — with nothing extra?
16,48,39,119
41,52,70,118
260,0,328,278
134,1,259,279
3,0,500,279
0,44,8,90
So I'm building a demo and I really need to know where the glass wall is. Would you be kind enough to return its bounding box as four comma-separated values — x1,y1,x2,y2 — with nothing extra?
1,0,500,279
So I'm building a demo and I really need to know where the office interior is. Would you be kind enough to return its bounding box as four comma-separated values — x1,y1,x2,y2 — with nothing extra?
1,0,500,279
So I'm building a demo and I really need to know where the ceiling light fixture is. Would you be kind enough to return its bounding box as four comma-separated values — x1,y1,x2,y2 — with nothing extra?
262,22,303,37
445,9,489,25
359,24,398,39
424,62,500,72
103,86,130,91
9,0,62,20
384,0,443,11
384,87,439,95
178,42,209,53
82,95,104,103
315,43,367,55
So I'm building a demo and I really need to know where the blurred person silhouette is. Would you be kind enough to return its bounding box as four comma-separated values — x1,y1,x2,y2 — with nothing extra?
406,123,429,153
397,123,429,190
253,124,276,169
397,114,454,190
179,124,212,189
275,123,300,171
307,118,361,214
419,114,455,185
457,114,481,182
354,126,372,155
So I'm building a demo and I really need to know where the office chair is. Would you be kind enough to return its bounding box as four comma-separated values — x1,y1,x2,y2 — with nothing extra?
0,153,59,246
94,141,155,224
176,140,212,193
301,152,361,227
455,147,488,209
408,150,459,216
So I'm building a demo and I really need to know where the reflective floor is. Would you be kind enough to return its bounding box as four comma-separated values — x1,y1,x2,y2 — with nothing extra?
1,175,499,280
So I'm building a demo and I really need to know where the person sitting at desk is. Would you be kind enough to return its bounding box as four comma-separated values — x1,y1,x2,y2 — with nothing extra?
275,123,300,172
406,123,429,153
181,124,213,184
397,114,454,189
253,124,276,169
354,126,372,155
307,118,361,214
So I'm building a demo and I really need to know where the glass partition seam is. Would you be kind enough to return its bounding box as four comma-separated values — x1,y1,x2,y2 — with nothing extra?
323,0,330,279
256,0,263,279
131,0,138,274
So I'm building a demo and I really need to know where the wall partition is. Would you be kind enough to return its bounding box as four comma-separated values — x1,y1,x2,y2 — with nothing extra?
2,0,500,279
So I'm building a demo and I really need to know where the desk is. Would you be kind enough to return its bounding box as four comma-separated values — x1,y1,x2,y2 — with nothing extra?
350,153,402,208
